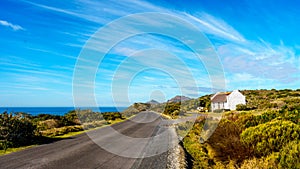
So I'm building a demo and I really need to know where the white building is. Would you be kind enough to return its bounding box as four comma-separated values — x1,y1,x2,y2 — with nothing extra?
211,90,246,112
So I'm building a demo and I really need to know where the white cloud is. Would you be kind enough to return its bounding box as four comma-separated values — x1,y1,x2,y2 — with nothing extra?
183,12,246,42
23,0,108,24
24,0,245,43
219,40,300,84
0,56,73,90
15,0,300,103
0,20,24,31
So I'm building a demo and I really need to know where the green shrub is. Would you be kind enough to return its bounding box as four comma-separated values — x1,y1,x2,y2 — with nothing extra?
236,104,248,111
0,112,36,150
240,154,279,169
277,140,300,169
76,110,104,123
282,109,300,124
41,125,83,137
241,120,300,156
163,102,181,116
102,112,124,121
182,120,213,169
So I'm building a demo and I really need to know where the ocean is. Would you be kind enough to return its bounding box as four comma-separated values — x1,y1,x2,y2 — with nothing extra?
0,107,128,116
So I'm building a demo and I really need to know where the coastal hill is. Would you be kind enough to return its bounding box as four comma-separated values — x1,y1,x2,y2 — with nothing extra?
167,95,191,103
121,96,193,118
146,99,160,105
122,102,151,118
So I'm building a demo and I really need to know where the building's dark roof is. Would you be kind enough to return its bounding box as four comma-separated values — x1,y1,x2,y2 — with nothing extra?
211,92,231,103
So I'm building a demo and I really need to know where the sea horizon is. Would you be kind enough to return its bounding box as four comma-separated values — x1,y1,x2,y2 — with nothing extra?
0,106,128,116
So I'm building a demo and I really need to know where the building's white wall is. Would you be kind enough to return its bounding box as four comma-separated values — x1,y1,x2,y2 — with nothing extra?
211,101,229,111
227,90,246,110
224,102,229,109
211,90,246,111
211,103,217,111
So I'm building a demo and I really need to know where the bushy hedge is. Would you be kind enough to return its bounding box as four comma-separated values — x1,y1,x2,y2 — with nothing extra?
241,120,300,156
1,109,125,150
240,140,300,169
0,112,36,150
277,140,300,168
183,106,300,168
163,102,187,118
102,112,123,121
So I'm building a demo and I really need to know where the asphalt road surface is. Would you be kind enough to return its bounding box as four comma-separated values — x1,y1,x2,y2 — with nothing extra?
0,111,178,169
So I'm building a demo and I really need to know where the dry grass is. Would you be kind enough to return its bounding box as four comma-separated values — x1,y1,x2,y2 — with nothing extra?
0,145,35,156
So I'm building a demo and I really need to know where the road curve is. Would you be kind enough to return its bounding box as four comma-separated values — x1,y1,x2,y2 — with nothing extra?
0,111,178,169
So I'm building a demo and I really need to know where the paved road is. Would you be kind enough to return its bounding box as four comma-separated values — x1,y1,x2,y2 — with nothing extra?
0,112,178,169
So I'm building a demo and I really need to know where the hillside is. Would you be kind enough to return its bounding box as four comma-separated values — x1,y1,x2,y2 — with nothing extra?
240,89,300,110
151,89,300,114
167,95,191,103
181,89,300,168
146,99,160,105
117,89,300,168
122,102,151,118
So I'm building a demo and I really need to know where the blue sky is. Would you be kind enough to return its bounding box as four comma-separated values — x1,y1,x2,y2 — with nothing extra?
1,0,300,107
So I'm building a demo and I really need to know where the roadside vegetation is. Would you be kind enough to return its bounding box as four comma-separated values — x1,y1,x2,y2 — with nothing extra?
122,102,151,117
1,88,299,168
150,95,211,118
0,110,125,154
180,89,300,168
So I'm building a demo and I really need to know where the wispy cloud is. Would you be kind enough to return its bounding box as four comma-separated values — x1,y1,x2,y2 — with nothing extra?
27,47,78,60
23,0,245,43
1,83,50,91
219,40,300,85
23,0,107,24
183,13,246,42
0,20,24,31
3,0,299,106
0,56,72,90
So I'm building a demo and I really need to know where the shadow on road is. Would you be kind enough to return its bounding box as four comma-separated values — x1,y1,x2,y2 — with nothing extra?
32,136,73,145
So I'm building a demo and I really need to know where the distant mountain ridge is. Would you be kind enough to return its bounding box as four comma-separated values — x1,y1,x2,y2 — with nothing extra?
146,99,160,105
167,95,191,103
